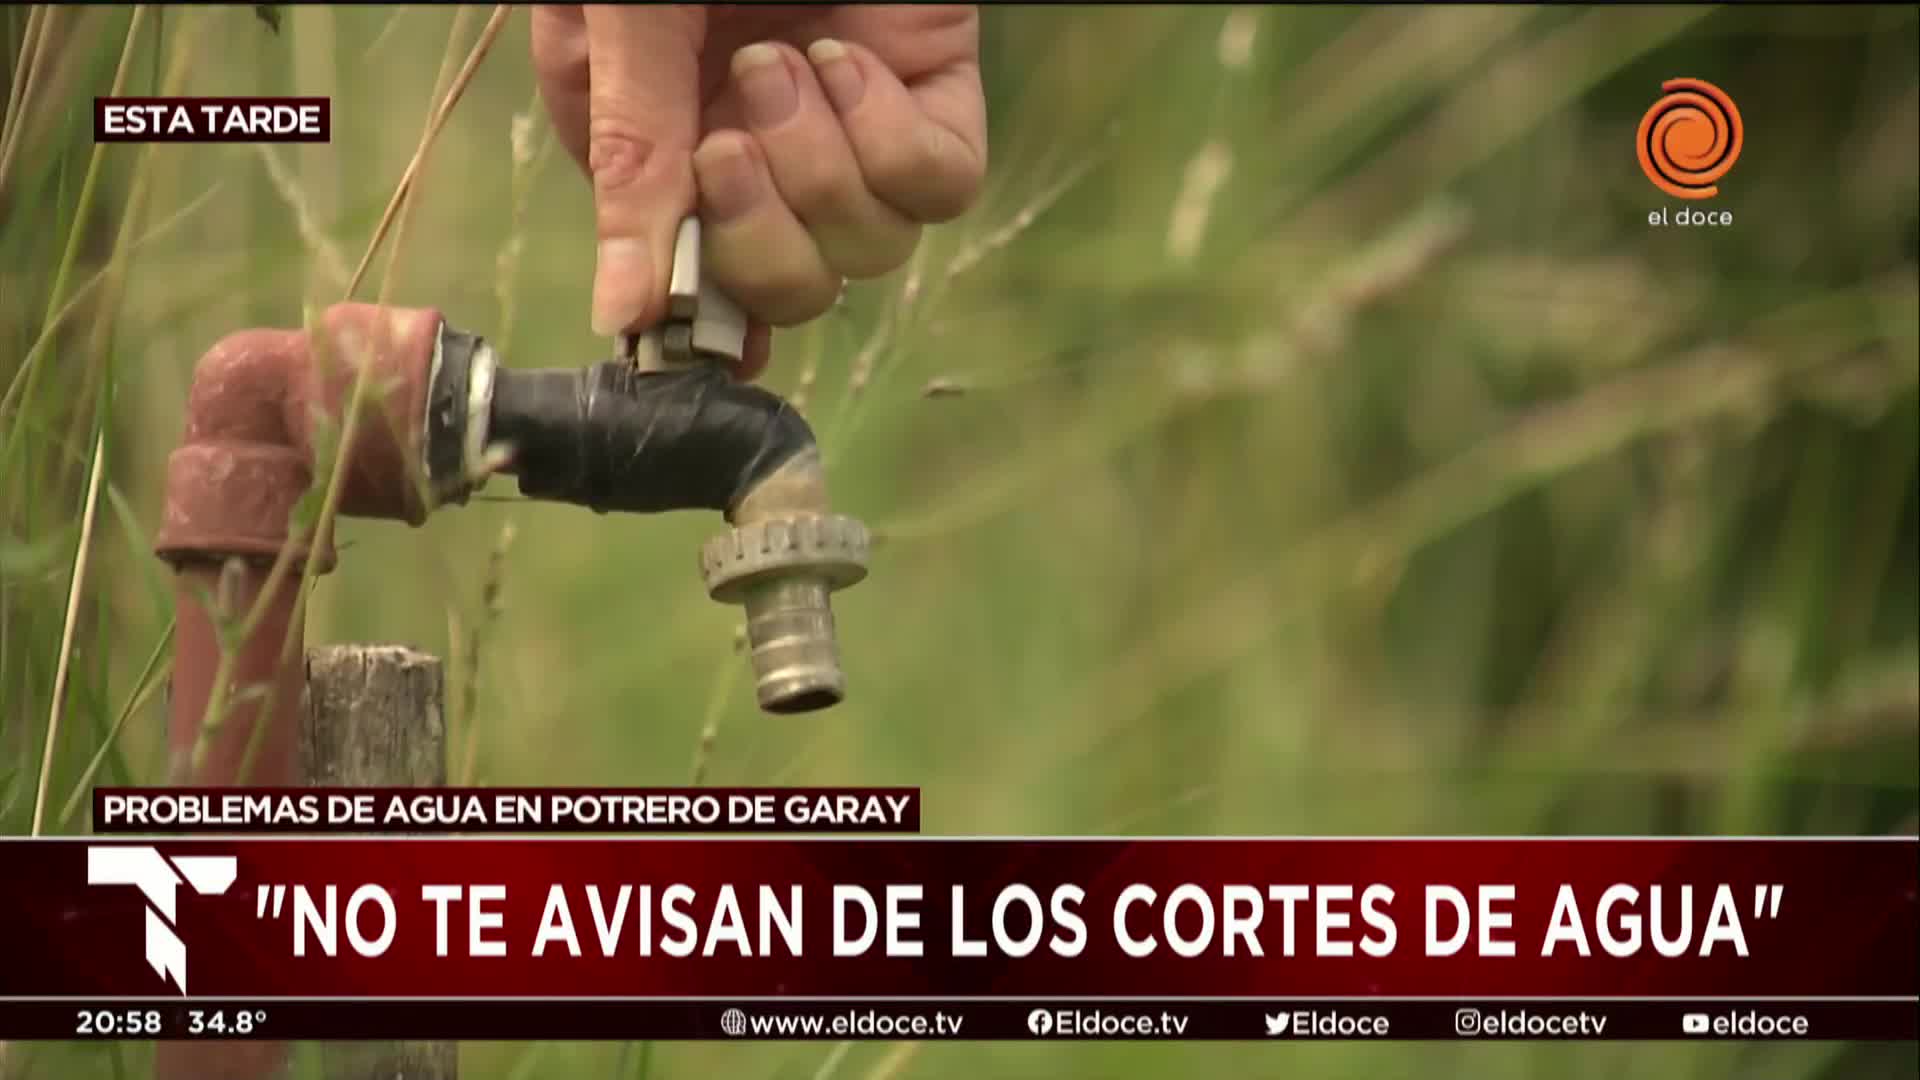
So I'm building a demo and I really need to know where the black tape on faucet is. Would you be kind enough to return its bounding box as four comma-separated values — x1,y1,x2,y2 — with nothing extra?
485,362,814,515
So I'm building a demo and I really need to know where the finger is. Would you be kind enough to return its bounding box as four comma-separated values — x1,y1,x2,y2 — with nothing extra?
528,6,590,174
729,41,919,280
736,322,772,382
580,4,706,337
805,37,986,223
693,129,843,327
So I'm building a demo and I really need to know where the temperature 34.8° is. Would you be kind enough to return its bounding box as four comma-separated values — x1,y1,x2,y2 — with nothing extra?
188,1009,267,1036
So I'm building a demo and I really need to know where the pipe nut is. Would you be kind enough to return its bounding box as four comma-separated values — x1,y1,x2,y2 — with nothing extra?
699,514,870,602
700,513,870,715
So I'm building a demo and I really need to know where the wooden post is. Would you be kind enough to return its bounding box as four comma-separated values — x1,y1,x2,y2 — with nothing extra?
304,644,457,1080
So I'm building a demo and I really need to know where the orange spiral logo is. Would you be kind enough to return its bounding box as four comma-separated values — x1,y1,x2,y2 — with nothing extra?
1637,78,1743,200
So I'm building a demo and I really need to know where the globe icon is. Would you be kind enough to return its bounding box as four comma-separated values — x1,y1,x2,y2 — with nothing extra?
720,1008,748,1036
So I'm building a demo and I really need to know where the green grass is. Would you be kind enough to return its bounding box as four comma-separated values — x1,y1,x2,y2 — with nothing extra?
3,5,1917,1079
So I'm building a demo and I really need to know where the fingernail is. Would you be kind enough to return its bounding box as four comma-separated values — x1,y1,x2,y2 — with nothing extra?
734,43,798,128
694,136,761,224
807,39,865,112
591,237,651,336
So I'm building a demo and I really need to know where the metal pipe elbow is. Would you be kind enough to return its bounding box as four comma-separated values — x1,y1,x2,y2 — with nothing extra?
156,303,443,570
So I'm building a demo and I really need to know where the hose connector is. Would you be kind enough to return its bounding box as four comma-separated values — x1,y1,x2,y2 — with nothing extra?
700,514,870,713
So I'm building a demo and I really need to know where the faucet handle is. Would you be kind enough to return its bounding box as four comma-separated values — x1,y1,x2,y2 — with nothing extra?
616,217,748,373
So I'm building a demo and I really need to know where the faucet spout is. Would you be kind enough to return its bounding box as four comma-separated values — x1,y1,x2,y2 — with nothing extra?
699,456,870,714
422,329,870,714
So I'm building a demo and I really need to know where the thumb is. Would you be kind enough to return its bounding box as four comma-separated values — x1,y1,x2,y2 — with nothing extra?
582,5,706,337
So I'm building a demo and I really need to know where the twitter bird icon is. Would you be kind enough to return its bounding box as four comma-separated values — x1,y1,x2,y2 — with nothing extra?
1264,1012,1292,1036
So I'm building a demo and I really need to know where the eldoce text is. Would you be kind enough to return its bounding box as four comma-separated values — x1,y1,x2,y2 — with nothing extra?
1649,206,1733,227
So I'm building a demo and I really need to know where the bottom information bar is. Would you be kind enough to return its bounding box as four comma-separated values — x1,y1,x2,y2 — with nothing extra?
8,999,1914,1042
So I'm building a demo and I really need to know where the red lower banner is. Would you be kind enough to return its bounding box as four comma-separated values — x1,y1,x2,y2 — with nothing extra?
0,838,1911,1003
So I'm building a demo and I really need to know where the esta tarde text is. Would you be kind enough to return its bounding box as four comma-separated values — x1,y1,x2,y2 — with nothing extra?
95,99,327,141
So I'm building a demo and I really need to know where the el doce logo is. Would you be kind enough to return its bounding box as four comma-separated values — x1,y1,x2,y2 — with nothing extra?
1637,78,1744,200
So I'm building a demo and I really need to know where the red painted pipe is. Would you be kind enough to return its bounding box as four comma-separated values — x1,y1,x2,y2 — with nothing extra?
151,302,443,1080
141,298,851,1077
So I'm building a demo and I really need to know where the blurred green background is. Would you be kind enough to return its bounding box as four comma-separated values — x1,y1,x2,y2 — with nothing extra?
2,4,1916,1078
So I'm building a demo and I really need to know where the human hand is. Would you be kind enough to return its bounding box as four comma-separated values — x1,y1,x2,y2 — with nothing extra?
531,4,987,377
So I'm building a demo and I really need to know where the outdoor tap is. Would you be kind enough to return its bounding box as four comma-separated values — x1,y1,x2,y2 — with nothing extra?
620,218,871,713
423,218,870,714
